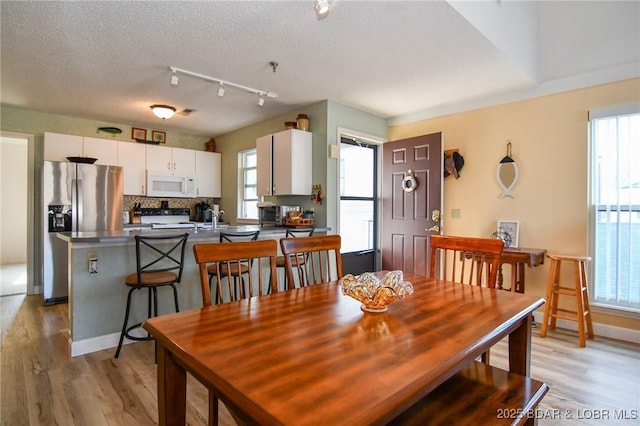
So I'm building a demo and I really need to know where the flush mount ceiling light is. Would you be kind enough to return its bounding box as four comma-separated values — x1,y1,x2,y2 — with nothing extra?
150,104,176,119
169,66,277,107
314,0,330,19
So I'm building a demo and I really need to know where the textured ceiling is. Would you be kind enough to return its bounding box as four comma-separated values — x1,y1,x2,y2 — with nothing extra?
1,1,638,137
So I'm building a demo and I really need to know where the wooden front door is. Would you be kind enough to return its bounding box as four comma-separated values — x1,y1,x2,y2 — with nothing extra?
381,133,442,275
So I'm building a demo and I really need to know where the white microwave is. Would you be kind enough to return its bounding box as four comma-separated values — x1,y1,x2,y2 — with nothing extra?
146,170,197,198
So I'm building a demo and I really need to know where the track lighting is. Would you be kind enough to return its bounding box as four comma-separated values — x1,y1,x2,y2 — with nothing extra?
314,0,330,19
169,66,277,106
170,70,179,86
150,104,176,119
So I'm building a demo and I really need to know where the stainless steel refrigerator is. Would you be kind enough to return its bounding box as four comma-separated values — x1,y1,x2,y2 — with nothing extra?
42,161,123,305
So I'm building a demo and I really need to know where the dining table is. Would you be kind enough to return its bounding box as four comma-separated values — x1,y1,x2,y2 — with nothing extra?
143,273,544,425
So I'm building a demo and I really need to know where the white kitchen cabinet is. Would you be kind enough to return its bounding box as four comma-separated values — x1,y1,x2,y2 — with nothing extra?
44,132,118,165
257,129,312,196
117,142,147,195
195,151,221,198
146,145,196,174
83,137,118,165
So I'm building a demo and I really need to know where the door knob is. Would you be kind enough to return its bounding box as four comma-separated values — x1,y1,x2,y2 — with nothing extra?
426,226,440,232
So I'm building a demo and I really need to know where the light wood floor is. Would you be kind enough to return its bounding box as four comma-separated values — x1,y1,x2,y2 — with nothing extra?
1,294,638,425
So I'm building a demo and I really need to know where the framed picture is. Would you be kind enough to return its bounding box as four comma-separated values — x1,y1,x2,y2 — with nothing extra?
497,220,520,248
152,130,166,144
131,127,147,141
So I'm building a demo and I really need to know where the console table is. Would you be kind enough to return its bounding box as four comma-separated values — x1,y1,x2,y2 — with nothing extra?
497,247,546,293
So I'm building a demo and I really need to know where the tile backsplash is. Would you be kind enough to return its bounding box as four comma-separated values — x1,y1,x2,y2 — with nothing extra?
123,196,218,218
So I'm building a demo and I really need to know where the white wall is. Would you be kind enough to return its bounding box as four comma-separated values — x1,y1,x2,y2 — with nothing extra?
1,135,28,264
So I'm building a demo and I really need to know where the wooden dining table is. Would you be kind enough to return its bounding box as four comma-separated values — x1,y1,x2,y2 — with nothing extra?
143,273,544,425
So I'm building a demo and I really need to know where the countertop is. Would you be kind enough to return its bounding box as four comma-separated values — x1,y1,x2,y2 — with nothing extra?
56,225,328,244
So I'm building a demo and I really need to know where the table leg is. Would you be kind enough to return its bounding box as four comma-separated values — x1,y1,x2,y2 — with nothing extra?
157,344,187,426
508,314,532,377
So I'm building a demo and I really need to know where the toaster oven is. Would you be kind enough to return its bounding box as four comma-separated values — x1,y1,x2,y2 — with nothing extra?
258,205,300,227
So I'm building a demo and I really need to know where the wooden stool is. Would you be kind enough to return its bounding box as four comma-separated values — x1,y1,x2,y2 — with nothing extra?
540,254,594,347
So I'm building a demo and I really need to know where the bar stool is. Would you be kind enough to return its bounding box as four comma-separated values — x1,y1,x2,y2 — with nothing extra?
114,233,189,358
274,227,314,291
540,254,594,347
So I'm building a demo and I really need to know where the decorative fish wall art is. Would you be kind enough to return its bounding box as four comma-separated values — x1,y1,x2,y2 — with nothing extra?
497,141,519,198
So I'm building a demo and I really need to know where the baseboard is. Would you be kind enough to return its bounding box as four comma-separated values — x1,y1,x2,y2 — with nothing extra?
69,329,146,357
533,312,640,344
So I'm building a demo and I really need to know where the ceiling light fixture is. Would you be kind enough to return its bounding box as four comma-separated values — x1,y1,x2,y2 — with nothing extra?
257,95,265,107
314,0,330,19
150,104,176,119
169,66,278,105
170,70,179,86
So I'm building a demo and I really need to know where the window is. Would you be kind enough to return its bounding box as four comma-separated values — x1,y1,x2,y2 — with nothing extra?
340,139,377,253
589,103,640,313
238,149,258,220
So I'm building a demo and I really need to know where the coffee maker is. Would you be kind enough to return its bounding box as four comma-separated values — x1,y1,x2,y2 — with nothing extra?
194,202,212,222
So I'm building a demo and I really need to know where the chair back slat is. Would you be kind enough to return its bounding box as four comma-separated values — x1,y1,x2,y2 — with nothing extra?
193,239,277,306
428,235,503,287
279,235,343,289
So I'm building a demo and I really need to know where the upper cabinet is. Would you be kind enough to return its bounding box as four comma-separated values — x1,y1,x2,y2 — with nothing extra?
44,132,117,165
83,137,118,165
257,129,312,196
146,145,196,174
195,151,221,198
118,142,147,196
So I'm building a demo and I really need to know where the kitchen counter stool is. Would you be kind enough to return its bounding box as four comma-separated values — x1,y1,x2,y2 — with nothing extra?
540,254,594,347
208,230,260,303
114,233,189,358
274,227,314,292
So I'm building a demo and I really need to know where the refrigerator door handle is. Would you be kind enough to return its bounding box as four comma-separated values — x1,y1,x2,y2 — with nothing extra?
72,178,83,233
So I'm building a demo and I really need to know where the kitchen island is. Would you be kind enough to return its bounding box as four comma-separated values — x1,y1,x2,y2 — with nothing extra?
57,225,329,356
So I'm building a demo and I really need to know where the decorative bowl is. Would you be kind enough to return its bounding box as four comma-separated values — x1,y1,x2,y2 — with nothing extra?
340,270,414,313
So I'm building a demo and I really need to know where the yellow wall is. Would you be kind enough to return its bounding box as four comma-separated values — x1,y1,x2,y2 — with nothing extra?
389,78,640,332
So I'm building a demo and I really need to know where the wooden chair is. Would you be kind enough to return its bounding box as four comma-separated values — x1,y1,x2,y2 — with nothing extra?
274,227,315,291
193,239,277,424
207,230,259,303
428,235,504,364
279,234,343,289
194,239,277,307
429,235,504,288
115,233,189,358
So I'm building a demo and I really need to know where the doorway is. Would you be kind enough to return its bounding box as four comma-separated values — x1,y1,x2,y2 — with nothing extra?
0,132,34,296
339,137,379,275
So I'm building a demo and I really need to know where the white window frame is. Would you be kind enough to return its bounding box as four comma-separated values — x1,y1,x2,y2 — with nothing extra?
588,102,640,315
237,148,258,223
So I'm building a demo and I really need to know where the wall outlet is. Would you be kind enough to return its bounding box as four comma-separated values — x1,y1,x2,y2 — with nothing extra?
88,253,99,274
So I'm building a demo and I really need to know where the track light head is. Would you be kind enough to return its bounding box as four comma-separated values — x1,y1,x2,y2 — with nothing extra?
170,70,179,86
314,0,330,19
257,95,265,107
217,84,225,97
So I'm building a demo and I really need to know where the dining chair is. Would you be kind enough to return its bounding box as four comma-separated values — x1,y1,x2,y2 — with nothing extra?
207,230,260,303
428,234,504,288
115,233,189,358
274,227,315,291
279,234,343,289
428,234,504,364
195,239,277,306
193,238,277,425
